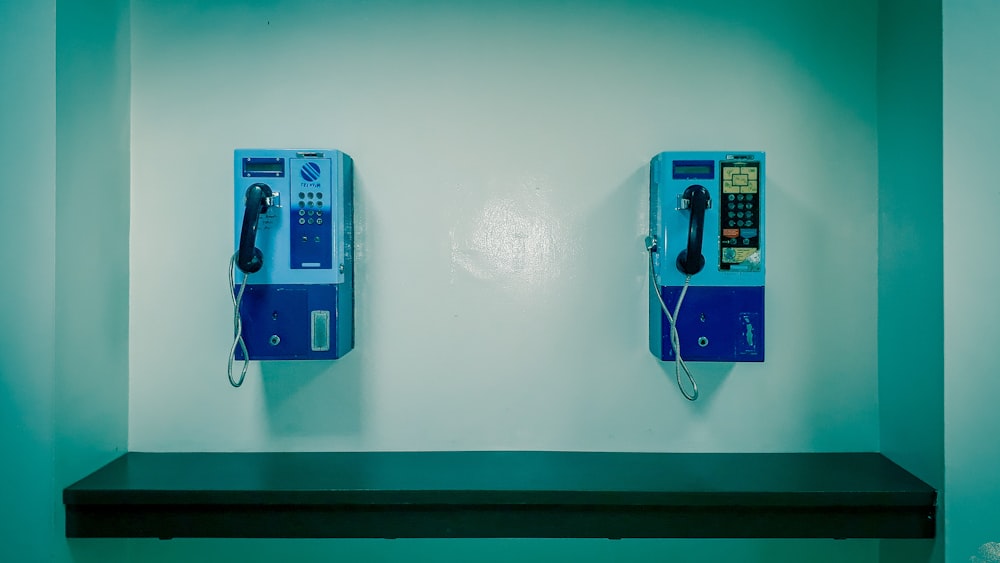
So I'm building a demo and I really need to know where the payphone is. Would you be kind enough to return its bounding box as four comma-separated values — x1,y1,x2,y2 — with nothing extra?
228,149,354,387
647,151,765,399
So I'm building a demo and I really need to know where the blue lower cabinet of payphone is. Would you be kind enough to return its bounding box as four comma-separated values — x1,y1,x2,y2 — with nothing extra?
234,149,354,361
649,151,765,363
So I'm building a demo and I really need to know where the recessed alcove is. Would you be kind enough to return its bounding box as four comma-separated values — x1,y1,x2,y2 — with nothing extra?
1,0,964,560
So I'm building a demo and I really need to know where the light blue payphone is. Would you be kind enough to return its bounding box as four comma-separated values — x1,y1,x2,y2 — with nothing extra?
648,151,765,399
228,149,354,387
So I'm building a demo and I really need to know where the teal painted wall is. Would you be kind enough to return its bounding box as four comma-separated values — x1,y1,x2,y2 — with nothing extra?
54,0,132,561
0,1,130,561
876,0,943,561
943,1,1000,562
877,0,944,490
119,538,877,562
0,2,57,561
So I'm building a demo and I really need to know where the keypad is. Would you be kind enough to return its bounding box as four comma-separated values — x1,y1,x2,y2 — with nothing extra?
719,162,761,270
299,192,322,226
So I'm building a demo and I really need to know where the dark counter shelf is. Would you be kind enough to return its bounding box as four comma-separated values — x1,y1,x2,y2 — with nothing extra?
63,451,936,539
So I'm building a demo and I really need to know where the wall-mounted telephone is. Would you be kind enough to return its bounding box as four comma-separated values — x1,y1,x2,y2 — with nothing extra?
228,149,354,387
647,151,765,399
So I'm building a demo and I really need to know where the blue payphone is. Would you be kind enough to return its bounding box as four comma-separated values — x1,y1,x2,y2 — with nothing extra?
647,151,765,400
228,149,354,387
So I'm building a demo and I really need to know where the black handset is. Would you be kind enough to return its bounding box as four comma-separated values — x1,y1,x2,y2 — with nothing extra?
676,184,711,276
236,183,273,274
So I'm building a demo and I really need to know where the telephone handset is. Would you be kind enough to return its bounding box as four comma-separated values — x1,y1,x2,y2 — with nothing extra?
236,183,275,275
648,152,765,399
228,149,355,387
676,184,711,276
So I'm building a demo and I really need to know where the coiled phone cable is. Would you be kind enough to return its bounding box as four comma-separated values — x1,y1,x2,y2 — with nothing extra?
228,252,250,387
647,243,699,401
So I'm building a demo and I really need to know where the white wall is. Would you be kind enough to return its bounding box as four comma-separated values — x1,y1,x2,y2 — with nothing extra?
129,0,881,456
123,2,881,560
943,1,1000,562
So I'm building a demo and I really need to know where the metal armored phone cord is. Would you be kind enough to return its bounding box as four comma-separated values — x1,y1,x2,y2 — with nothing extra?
647,243,699,401
228,252,251,387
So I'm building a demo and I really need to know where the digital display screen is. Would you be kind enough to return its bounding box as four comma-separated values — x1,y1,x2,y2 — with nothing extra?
243,158,285,177
675,165,711,175
672,160,715,179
